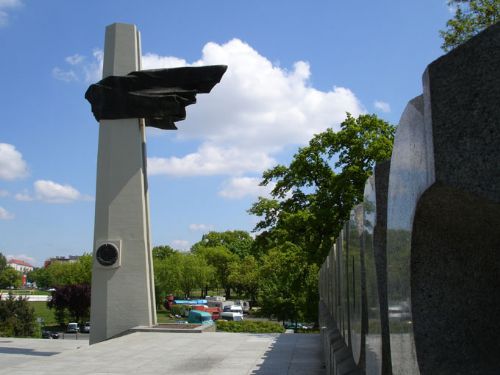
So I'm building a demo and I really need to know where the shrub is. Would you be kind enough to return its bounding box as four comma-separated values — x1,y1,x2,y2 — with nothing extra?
0,294,38,337
216,320,285,333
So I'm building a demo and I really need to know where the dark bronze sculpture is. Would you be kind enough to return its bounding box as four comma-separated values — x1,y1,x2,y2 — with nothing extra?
85,65,227,130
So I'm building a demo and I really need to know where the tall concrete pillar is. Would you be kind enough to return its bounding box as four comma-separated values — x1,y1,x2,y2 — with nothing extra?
90,23,156,345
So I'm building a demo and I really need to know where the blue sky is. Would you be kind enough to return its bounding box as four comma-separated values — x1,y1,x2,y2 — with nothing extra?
0,0,452,266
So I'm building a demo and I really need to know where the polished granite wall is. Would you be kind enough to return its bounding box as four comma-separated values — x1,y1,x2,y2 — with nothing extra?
319,22,500,375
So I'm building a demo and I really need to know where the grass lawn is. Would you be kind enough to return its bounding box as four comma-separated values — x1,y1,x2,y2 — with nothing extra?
29,304,181,327
157,310,180,324
30,301,58,326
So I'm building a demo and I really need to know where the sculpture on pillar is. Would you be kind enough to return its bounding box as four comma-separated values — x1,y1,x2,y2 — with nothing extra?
86,22,226,345
85,65,227,129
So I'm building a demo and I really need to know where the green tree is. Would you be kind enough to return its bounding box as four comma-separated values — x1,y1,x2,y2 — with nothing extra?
30,254,92,288
440,0,500,51
0,294,37,337
152,245,177,260
0,268,22,289
228,256,260,302
154,252,181,308
177,254,213,298
194,246,238,299
258,242,318,322
191,230,254,259
0,252,6,271
250,113,395,264
27,267,51,289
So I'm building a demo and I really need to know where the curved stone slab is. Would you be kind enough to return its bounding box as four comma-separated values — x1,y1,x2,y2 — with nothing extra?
386,95,434,374
423,22,500,203
363,175,382,375
363,160,391,375
412,183,500,374
347,204,363,365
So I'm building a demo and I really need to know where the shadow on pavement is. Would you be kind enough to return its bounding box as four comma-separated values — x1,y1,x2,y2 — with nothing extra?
0,346,59,356
250,333,325,375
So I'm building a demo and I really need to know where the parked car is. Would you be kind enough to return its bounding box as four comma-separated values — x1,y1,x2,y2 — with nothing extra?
233,300,250,313
283,322,304,330
187,310,214,325
81,322,90,333
223,305,243,314
42,330,59,339
66,322,79,333
192,305,221,320
220,312,244,321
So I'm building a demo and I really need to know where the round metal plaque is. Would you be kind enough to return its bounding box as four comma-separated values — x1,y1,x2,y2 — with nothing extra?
96,243,119,266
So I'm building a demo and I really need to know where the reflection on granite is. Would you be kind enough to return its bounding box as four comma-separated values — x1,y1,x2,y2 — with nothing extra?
386,94,433,374
373,161,391,375
342,228,350,345
349,205,363,365
363,176,382,375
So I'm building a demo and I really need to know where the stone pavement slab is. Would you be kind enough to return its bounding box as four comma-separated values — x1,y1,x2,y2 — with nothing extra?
0,332,324,375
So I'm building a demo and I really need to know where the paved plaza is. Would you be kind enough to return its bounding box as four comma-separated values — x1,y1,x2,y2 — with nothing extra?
0,332,325,375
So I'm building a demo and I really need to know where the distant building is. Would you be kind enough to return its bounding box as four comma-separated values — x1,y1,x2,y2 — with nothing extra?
44,255,80,268
7,259,34,273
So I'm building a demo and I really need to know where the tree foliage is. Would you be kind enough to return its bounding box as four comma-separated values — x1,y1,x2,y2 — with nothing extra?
28,254,92,289
48,284,91,324
177,254,214,298
440,0,500,51
191,230,255,259
152,245,178,260
250,113,395,264
153,250,214,303
228,255,260,302
246,113,394,322
0,252,6,272
194,246,238,299
0,294,37,337
0,267,22,289
257,242,318,322
0,253,22,289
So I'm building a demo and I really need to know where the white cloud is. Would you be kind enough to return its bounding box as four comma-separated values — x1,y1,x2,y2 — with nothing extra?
144,39,364,177
218,177,274,200
0,0,21,27
189,223,214,232
171,239,190,251
62,39,364,180
374,100,391,113
65,54,85,65
52,67,78,82
0,0,22,7
0,189,9,197
14,190,33,201
34,180,92,204
53,49,103,84
148,144,276,177
0,143,28,180
0,206,13,220
142,53,187,70
83,49,103,83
